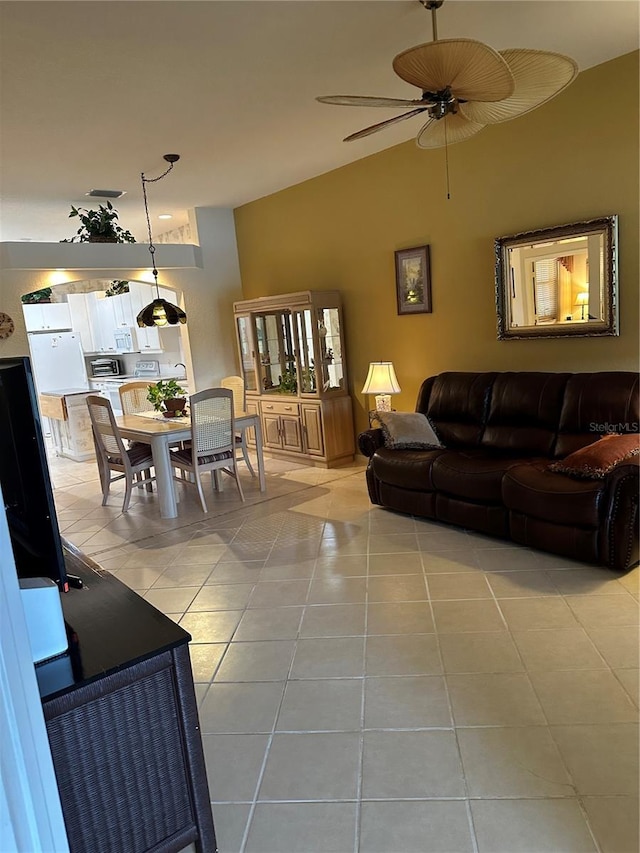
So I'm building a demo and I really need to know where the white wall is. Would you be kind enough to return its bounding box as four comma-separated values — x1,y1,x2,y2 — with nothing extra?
0,488,69,853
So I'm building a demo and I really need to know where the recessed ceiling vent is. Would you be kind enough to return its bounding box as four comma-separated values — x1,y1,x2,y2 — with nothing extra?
86,189,126,199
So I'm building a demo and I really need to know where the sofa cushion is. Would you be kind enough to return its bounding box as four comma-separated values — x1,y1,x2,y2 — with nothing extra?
549,433,640,479
480,372,570,456
503,461,606,528
432,450,536,504
372,411,444,450
554,372,640,457
418,372,496,448
371,447,444,491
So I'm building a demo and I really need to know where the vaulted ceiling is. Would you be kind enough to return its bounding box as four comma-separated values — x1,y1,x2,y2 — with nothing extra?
1,1,638,243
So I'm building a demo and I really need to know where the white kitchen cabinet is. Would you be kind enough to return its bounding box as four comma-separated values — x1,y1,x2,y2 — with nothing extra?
23,302,71,332
95,296,118,353
67,293,96,352
128,282,161,351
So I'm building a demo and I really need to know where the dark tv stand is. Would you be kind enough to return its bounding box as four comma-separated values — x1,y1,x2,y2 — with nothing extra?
38,540,216,853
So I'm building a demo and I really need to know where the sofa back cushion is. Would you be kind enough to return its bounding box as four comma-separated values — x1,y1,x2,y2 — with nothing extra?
417,372,496,448
481,372,570,456
554,372,640,457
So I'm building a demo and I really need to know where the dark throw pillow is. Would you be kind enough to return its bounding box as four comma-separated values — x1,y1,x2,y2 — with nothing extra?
549,433,640,479
373,411,444,451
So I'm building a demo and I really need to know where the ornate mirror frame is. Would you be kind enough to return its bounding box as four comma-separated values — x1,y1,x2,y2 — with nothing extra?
495,216,618,340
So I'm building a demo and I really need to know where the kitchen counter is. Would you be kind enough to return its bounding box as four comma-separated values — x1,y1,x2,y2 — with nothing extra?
39,387,92,397
90,374,188,382
39,390,94,461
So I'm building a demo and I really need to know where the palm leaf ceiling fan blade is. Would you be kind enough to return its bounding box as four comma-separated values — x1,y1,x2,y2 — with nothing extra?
344,109,428,142
416,111,485,149
316,95,435,108
458,49,579,124
314,0,578,155
393,39,514,101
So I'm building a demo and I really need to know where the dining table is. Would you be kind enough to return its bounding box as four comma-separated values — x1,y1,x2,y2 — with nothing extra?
115,410,266,519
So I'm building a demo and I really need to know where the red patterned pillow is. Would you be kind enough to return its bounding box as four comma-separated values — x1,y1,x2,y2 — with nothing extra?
549,433,640,479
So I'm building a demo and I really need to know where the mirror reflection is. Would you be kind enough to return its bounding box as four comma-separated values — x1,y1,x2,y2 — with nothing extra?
495,216,618,339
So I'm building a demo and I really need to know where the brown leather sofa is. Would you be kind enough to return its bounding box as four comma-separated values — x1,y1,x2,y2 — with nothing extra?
358,372,639,572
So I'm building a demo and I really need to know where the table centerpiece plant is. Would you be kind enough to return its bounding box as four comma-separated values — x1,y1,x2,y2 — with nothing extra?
147,379,188,417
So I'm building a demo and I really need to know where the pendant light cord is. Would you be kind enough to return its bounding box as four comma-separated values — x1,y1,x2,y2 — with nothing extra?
141,159,177,298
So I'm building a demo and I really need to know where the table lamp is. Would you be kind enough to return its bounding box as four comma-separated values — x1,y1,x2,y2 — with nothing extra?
575,291,589,320
361,362,401,411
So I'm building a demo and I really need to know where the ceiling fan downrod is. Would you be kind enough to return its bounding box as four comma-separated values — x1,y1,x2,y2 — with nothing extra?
418,0,444,41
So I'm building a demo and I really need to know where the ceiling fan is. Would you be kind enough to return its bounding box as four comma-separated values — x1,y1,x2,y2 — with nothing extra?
316,0,578,149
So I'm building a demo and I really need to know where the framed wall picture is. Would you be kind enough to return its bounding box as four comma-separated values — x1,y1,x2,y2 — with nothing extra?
395,245,432,315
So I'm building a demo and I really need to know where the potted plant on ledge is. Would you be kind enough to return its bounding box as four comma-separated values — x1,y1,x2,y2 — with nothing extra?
147,379,188,418
62,202,136,243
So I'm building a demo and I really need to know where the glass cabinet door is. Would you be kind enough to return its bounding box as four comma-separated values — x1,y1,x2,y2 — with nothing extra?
316,307,344,392
236,315,257,392
255,310,296,394
294,309,317,394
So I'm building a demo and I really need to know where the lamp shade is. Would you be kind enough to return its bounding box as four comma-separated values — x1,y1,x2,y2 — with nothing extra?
136,297,187,328
574,292,589,306
362,362,401,411
361,362,401,395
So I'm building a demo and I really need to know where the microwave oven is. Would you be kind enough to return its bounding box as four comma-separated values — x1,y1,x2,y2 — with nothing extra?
89,358,121,377
114,327,138,353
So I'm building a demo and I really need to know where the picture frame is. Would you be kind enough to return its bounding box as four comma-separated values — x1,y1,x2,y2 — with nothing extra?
395,245,432,315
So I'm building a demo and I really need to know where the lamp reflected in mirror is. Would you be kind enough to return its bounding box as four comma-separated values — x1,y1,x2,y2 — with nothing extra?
575,290,589,321
495,216,618,340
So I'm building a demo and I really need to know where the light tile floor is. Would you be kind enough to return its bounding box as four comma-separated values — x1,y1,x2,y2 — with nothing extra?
49,446,640,853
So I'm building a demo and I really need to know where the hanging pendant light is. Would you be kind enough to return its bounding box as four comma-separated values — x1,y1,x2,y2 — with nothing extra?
136,154,187,328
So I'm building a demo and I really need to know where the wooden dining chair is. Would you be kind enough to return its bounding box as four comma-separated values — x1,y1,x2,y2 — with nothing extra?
220,375,256,479
118,381,152,415
169,388,244,512
86,395,155,512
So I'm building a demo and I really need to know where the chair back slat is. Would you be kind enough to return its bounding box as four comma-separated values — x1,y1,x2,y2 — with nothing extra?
119,381,152,415
220,376,246,415
86,395,127,458
190,389,235,456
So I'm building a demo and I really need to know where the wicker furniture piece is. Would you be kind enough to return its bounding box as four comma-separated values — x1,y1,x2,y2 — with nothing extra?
170,388,245,511
220,375,256,478
38,541,216,853
86,394,155,511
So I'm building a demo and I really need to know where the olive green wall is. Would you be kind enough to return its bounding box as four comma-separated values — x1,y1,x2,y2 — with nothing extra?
234,52,639,435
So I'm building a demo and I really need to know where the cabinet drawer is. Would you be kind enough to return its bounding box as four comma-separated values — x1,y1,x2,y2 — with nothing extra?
261,400,300,417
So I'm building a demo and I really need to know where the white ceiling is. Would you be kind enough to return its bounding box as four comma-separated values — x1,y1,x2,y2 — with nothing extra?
1,0,638,243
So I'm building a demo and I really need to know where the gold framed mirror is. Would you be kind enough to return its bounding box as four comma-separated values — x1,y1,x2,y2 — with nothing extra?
495,216,618,340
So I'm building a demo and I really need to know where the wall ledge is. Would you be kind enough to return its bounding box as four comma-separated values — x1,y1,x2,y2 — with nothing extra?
0,242,203,271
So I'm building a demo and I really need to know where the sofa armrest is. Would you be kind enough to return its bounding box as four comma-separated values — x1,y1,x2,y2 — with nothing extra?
602,455,640,572
358,428,384,458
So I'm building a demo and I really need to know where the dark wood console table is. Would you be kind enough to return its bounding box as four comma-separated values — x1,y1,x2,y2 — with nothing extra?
36,541,217,853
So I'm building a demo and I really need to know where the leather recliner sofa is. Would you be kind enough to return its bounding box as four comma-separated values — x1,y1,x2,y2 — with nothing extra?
358,371,639,572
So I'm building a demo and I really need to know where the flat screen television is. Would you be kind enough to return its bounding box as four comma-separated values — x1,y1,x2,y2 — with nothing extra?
0,356,68,591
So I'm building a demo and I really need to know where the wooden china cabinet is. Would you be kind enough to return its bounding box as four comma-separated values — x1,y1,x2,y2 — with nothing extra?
233,291,354,467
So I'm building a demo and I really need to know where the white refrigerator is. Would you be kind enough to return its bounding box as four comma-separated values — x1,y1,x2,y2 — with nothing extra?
27,332,89,393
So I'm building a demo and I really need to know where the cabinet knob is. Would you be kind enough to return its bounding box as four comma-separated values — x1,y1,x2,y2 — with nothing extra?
265,405,273,410
285,406,292,411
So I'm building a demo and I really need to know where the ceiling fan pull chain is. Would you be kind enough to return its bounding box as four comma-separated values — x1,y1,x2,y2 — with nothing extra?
444,121,451,199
